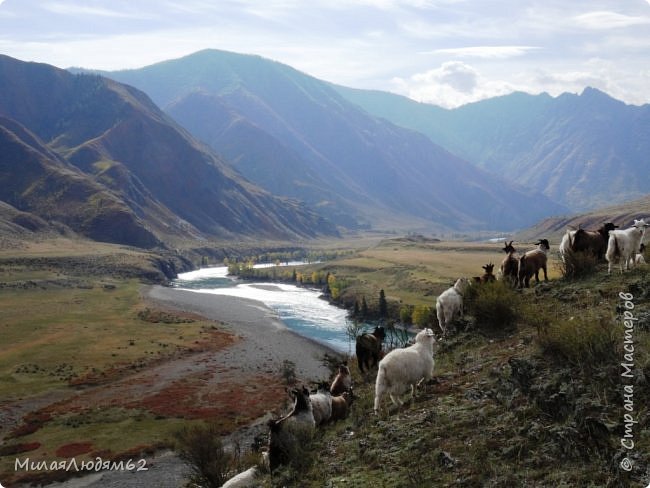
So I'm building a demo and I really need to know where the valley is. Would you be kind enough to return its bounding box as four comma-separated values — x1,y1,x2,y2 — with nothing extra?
1,231,648,486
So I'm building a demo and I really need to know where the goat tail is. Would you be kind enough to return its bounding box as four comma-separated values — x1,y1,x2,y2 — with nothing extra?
606,234,619,263
373,363,387,413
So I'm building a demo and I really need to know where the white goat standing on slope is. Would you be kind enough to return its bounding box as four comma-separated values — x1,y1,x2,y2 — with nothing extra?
374,328,436,414
606,218,649,274
436,277,470,336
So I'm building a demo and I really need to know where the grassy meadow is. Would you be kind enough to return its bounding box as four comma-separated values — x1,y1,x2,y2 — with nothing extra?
0,241,236,485
2,234,649,486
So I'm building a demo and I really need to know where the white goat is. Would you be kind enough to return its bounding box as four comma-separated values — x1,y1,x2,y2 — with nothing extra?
635,244,647,265
559,230,576,263
221,466,259,487
435,278,470,335
606,219,649,274
309,383,332,426
374,328,436,414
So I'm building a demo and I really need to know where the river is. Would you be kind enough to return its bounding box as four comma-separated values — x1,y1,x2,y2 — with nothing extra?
172,265,352,353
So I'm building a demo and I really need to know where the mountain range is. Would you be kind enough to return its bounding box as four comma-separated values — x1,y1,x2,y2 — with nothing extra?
2,49,647,249
97,49,566,233
0,54,336,247
334,85,650,211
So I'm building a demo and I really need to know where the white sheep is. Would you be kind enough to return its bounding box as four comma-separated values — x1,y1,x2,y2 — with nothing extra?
374,328,436,414
221,451,269,487
221,465,261,487
309,383,332,426
606,219,649,274
436,278,470,335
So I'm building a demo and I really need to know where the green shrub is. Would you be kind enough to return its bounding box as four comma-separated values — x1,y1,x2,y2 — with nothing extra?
556,249,598,280
537,315,618,370
174,422,232,488
269,420,316,484
466,280,519,330
412,304,433,328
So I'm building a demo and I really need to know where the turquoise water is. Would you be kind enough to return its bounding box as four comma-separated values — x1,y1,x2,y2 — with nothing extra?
173,266,352,353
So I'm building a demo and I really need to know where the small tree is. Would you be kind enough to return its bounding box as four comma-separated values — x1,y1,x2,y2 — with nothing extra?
379,289,388,318
361,296,368,319
352,300,360,318
345,319,363,356
412,305,433,328
174,423,231,488
399,304,413,325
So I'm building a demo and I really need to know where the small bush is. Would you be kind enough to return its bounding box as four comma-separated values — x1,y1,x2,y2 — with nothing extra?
537,315,618,370
173,422,231,488
556,249,598,280
269,421,316,483
384,321,411,350
465,280,519,330
280,359,297,386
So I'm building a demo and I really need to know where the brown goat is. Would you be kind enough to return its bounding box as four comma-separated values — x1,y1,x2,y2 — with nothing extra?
330,363,352,396
330,391,353,422
572,222,618,260
356,326,385,373
480,263,496,283
518,239,550,288
499,241,518,285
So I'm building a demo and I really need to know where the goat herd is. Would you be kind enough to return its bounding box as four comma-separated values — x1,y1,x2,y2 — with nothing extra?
221,218,649,486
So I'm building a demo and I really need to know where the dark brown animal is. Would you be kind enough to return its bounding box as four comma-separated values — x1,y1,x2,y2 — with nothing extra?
356,326,385,373
572,222,618,260
268,386,315,471
480,263,496,283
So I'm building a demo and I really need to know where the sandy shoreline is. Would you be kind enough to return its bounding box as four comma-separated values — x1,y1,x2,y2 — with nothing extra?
27,285,345,488
144,284,342,381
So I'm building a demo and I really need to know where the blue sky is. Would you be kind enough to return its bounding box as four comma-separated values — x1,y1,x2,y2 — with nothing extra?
0,0,649,108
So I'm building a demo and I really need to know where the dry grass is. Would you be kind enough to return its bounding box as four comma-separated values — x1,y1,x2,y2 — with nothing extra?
311,238,562,308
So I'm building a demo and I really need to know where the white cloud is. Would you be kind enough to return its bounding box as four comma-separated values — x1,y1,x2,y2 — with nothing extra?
42,2,153,19
574,11,650,29
393,61,517,108
412,61,478,93
432,46,540,59
0,0,649,107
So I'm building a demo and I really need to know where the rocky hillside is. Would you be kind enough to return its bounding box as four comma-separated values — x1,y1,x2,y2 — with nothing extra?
335,85,650,212
515,194,650,242
0,55,337,247
255,266,650,486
